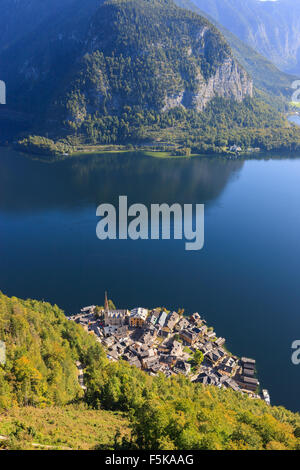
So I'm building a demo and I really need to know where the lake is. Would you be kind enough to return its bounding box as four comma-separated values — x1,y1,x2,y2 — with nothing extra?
0,148,300,412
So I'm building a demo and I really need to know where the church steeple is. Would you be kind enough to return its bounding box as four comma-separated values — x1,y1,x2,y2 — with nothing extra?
104,291,109,312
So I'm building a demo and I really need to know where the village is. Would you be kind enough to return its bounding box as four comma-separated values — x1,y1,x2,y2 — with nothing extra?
69,293,270,405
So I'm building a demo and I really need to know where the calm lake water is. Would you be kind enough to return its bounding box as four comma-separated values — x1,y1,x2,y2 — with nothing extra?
0,148,300,412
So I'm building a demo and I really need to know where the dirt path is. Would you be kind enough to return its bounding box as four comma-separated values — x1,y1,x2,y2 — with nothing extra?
76,361,87,391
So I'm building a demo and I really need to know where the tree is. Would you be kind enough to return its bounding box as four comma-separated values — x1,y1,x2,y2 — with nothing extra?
193,350,204,366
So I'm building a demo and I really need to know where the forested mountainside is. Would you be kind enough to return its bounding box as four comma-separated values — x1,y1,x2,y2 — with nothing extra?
1,292,300,450
1,0,300,154
191,0,300,76
1,0,251,118
0,0,295,106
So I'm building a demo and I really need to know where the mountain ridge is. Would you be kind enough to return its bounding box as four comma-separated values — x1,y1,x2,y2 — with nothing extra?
175,0,299,105
1,0,300,155
1,0,252,119
190,0,300,76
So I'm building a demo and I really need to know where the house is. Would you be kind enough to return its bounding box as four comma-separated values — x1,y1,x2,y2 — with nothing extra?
206,330,216,339
142,356,160,370
160,326,171,338
180,330,197,345
241,357,256,367
230,144,242,152
128,357,142,369
198,325,207,335
148,315,158,326
175,318,190,331
122,352,133,362
170,340,183,357
104,309,130,327
217,348,226,358
215,337,226,347
200,341,213,354
195,372,219,386
81,305,96,314
218,357,236,375
151,308,161,318
241,376,259,392
166,311,180,330
220,377,240,392
174,360,191,376
107,351,119,361
114,325,129,338
143,325,157,339
160,354,177,366
103,325,118,337
130,308,148,327
157,311,168,328
140,331,155,346
206,348,225,365
114,342,126,355
128,344,141,356
243,368,255,377
139,348,155,362
103,336,116,348
91,324,103,337
206,351,219,365
190,312,201,324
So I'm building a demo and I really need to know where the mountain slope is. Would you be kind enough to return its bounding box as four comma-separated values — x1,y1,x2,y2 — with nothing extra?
2,0,300,154
190,0,300,76
0,406,129,450
0,291,102,408
176,0,298,105
1,292,300,450
1,0,252,119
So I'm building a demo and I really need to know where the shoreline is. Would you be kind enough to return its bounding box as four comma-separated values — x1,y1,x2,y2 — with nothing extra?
70,304,268,404
5,142,300,162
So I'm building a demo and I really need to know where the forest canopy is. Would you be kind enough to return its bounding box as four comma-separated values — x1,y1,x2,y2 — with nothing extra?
1,292,300,450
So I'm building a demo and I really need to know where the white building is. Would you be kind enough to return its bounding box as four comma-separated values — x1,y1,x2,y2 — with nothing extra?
130,307,148,327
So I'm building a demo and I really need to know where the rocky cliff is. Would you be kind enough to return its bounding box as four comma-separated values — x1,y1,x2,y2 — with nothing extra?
163,57,252,112
191,0,300,76
62,0,253,128
0,0,253,129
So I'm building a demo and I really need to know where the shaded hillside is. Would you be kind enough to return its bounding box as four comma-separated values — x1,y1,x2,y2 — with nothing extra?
1,0,251,121
1,0,300,153
0,0,80,52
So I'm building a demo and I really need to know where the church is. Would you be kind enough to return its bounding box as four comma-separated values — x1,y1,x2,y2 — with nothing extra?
103,292,130,327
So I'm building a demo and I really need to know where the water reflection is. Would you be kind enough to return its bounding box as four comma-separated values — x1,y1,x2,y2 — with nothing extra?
1,148,300,412
0,149,244,212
